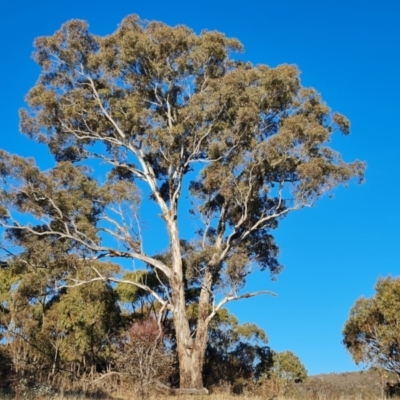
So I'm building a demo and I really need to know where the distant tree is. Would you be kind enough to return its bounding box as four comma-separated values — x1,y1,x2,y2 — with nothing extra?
343,277,400,378
264,350,307,396
115,270,166,320
0,258,121,382
269,351,307,383
203,308,272,390
43,280,122,378
0,15,364,391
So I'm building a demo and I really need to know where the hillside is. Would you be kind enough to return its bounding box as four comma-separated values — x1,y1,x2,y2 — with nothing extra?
294,369,398,399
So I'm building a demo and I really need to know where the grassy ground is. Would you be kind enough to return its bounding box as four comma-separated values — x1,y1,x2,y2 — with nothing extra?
0,393,394,400
0,395,393,400
1,369,398,400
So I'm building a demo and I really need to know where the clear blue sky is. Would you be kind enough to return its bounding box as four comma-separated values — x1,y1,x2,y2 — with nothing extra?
1,0,399,376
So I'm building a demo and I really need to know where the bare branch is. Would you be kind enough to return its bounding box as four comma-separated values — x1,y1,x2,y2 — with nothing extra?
86,371,127,385
206,290,276,325
56,275,171,311
0,219,172,278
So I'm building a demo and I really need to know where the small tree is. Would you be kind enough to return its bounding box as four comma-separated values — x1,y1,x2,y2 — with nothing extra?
0,258,121,383
343,277,400,378
267,350,307,395
0,15,364,391
115,318,173,398
203,308,272,390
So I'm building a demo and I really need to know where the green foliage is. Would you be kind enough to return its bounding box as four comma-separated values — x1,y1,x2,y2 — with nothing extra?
269,351,308,383
259,350,307,397
116,270,167,318
1,14,364,289
0,258,122,381
44,282,121,368
203,308,272,388
343,277,400,376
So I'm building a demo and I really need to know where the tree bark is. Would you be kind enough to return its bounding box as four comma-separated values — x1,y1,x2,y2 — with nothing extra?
194,269,213,375
171,269,213,390
171,271,206,389
167,211,210,390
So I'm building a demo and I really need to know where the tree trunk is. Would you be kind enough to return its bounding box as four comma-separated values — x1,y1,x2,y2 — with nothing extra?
167,214,211,391
50,342,59,378
171,272,204,389
177,346,205,389
171,269,213,390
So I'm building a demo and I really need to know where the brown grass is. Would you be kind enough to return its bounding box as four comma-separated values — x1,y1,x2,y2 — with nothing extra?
2,369,400,400
0,394,395,400
0,394,393,400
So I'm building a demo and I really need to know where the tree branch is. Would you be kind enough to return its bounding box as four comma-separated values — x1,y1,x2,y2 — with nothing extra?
206,289,276,324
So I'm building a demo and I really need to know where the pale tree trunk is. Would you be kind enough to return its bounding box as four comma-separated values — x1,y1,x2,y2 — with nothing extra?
50,342,59,379
167,212,211,391
173,306,208,390
170,255,206,389
170,266,213,390
193,269,214,378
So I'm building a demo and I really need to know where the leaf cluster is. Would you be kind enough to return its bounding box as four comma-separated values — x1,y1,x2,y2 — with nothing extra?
343,277,400,377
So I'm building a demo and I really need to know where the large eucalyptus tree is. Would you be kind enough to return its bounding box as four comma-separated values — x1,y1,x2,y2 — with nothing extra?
0,15,364,391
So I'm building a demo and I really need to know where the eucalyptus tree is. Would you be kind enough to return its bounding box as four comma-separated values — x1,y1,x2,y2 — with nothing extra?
269,351,307,384
0,15,364,391
203,308,272,390
0,256,121,382
343,277,400,377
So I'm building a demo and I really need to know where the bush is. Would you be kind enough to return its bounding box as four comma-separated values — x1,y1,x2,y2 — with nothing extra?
114,317,174,398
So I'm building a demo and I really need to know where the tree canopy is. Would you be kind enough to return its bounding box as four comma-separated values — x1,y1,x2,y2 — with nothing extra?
343,277,400,377
0,15,364,391
269,351,307,384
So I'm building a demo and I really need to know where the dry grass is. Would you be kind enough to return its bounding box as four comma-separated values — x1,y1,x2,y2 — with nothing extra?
0,392,395,400
1,369,399,400
0,394,395,400
0,394,394,400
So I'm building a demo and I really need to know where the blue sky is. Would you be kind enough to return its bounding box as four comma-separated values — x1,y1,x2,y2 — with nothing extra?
1,0,400,376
